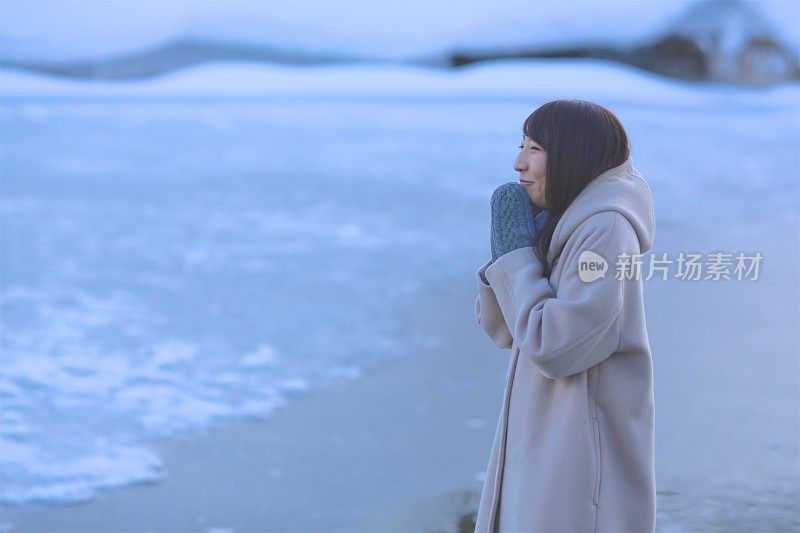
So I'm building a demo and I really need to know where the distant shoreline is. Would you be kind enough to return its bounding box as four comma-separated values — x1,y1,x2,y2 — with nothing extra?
3,35,798,86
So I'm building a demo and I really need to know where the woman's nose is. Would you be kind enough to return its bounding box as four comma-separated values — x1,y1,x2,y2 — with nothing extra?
514,154,526,172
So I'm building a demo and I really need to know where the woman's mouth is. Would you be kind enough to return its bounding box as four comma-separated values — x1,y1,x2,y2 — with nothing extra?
520,179,534,186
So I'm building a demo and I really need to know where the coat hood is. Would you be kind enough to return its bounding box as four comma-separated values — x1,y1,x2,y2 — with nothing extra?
547,156,656,266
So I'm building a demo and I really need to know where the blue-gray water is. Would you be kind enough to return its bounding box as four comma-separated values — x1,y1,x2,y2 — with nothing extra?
1,92,798,507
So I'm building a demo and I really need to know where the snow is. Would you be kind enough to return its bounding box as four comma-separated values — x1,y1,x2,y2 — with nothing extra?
2,59,798,107
0,0,797,63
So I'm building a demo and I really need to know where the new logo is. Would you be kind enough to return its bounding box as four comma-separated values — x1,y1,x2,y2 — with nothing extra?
578,251,607,282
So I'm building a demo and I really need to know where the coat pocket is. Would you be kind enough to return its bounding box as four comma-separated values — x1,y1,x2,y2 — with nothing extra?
591,416,602,505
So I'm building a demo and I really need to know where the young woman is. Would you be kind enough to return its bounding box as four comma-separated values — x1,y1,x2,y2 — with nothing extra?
474,99,657,532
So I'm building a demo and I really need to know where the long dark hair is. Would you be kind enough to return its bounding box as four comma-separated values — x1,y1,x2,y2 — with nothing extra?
525,99,630,278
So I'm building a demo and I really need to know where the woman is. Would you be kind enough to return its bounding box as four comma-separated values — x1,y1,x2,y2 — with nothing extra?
473,99,656,533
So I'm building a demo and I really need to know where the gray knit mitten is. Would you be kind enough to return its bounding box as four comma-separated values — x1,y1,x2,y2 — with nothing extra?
490,182,550,262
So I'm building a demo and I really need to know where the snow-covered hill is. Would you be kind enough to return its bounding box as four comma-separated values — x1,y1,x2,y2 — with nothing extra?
0,0,798,84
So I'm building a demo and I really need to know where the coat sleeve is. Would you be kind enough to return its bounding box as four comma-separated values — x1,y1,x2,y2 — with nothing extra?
474,258,514,350
483,212,636,379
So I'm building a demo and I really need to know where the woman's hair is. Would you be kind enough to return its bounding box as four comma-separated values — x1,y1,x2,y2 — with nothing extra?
525,99,630,278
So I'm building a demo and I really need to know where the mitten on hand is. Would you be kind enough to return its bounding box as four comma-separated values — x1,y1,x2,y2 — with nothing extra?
490,182,539,262
533,207,551,235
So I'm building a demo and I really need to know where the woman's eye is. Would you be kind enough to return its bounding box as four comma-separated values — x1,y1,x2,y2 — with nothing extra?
518,144,524,149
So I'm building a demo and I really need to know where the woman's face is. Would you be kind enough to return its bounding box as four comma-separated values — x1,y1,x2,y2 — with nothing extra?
515,135,547,210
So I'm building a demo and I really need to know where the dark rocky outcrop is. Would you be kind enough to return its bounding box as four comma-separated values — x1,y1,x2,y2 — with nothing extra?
629,0,800,84
443,0,800,85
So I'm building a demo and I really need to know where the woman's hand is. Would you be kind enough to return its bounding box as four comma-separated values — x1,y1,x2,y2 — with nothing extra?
490,182,550,262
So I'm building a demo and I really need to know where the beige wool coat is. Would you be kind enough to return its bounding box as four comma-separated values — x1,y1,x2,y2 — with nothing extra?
473,156,656,533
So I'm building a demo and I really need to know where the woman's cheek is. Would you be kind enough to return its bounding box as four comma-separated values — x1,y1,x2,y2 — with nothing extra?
525,187,536,204
536,183,546,208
